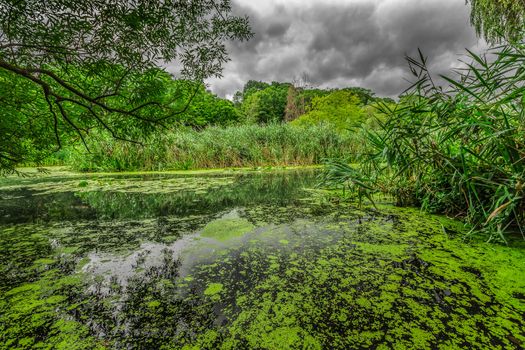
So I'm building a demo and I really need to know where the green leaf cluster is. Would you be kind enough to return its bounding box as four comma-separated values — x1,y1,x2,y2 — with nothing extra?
291,90,366,132
469,0,525,43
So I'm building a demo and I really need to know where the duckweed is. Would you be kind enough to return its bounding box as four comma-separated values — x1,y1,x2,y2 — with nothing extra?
0,170,524,349
200,219,255,242
204,283,224,296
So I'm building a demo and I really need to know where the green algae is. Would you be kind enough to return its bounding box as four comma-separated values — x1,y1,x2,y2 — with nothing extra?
0,175,237,196
0,165,320,188
1,170,524,349
356,242,409,256
0,242,102,349
204,283,224,296
200,218,255,242
179,207,525,349
0,170,318,224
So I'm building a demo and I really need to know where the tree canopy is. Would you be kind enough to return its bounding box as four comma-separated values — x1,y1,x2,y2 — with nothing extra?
0,0,251,77
0,0,252,172
241,82,290,124
291,91,366,132
468,0,525,43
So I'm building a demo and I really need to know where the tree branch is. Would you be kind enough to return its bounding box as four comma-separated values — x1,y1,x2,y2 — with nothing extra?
43,87,62,150
0,59,164,125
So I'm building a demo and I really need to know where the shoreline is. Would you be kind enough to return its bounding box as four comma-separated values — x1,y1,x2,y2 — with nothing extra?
6,165,323,179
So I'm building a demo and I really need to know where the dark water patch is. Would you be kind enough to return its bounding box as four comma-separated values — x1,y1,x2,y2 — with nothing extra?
460,265,483,278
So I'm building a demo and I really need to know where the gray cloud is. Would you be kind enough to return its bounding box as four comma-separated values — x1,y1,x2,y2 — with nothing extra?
201,0,487,98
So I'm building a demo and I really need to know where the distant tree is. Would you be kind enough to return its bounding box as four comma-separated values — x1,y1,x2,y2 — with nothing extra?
242,80,271,98
236,80,381,125
284,85,304,122
0,0,252,172
297,88,332,109
291,91,366,132
231,80,270,108
242,82,290,124
233,91,244,108
468,0,525,42
181,86,240,128
342,87,375,105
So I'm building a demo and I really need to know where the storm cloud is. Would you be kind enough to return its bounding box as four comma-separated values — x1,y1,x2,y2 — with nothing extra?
202,0,488,98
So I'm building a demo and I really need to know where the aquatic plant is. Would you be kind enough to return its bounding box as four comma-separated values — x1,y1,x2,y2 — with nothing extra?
0,170,318,224
1,172,524,349
327,41,525,242
56,123,358,172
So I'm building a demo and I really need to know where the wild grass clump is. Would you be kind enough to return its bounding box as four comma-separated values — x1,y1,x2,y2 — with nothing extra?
326,42,525,242
66,123,360,172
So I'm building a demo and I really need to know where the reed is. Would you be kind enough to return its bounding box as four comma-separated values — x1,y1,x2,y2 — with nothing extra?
326,42,525,242
64,123,360,172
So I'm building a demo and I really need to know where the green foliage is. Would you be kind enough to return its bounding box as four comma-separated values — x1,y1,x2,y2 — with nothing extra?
0,69,63,174
61,124,357,172
468,0,525,43
295,88,332,105
238,82,378,125
242,80,272,98
341,87,376,105
284,87,331,122
169,83,241,128
0,0,252,172
241,82,290,124
0,1,252,75
291,91,367,132
0,66,199,170
327,43,525,242
2,66,246,172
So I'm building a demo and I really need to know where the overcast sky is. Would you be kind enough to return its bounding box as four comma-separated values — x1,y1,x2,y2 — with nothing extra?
202,0,488,99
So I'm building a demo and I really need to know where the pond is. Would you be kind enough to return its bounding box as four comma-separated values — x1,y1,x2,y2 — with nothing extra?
0,169,524,349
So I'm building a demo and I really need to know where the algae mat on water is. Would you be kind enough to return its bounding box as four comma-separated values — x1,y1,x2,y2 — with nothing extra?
200,218,255,242
181,207,525,350
0,171,524,349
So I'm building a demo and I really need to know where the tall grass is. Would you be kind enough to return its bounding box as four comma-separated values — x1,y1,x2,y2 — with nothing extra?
63,123,360,172
326,42,525,242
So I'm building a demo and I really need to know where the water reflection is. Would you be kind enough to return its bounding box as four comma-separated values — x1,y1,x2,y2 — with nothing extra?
0,170,319,224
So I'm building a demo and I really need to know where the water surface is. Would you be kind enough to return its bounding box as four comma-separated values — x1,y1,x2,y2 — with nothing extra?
0,169,523,349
